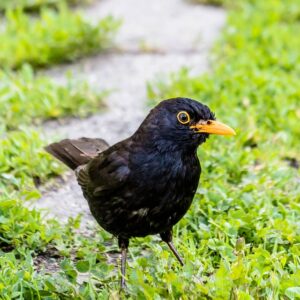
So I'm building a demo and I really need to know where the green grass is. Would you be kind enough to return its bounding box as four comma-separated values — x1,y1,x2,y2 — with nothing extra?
188,0,225,6
0,129,118,298
1,0,300,298
0,0,119,297
0,129,63,191
145,0,300,298
0,65,106,130
0,0,91,12
0,7,120,69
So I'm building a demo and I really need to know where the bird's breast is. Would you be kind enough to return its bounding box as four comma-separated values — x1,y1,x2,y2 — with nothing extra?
124,150,201,233
88,148,201,238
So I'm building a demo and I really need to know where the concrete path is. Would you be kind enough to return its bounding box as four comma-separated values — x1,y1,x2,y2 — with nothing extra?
35,0,225,225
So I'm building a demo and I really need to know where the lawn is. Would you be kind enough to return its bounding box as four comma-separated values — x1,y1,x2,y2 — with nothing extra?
0,0,299,299
0,7,120,69
0,1,119,297
147,0,300,298
0,0,92,12
0,65,106,130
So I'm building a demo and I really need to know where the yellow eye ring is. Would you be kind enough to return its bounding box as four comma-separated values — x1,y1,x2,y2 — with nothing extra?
177,111,190,124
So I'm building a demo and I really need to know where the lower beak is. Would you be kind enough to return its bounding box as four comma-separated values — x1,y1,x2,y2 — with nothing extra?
190,120,236,136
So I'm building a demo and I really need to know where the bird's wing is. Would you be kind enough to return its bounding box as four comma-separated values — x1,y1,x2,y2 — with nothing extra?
46,137,109,170
75,141,130,199
70,137,109,158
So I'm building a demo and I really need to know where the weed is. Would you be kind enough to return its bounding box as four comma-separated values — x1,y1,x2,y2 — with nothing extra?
0,65,106,130
0,7,120,69
146,0,300,298
0,0,91,12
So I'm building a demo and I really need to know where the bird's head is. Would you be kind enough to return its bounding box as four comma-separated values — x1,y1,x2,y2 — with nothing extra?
135,97,235,152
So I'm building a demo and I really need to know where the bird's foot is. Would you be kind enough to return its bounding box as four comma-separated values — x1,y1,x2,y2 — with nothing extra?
160,230,184,266
118,238,129,290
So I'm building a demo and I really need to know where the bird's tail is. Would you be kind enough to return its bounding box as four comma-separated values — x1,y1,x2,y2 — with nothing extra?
45,137,109,170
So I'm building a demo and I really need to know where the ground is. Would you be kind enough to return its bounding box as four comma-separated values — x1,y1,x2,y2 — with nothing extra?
1,0,299,297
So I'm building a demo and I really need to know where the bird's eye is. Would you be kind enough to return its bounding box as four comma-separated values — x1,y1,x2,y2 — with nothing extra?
177,111,190,124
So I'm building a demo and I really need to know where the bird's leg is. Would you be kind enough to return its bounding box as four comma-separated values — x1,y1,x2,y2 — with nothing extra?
160,230,184,266
118,237,129,290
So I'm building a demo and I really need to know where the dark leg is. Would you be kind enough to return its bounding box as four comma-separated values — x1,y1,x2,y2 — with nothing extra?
160,230,184,266
118,237,129,290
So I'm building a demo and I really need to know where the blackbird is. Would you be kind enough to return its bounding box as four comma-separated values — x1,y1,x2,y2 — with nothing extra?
46,97,235,288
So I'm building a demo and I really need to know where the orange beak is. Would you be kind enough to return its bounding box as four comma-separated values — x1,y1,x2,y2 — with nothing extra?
190,120,236,136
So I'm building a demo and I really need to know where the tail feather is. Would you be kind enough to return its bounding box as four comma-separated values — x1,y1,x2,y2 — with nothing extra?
45,137,109,170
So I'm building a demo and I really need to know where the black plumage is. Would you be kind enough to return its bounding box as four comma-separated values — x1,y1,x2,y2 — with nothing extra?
45,97,235,288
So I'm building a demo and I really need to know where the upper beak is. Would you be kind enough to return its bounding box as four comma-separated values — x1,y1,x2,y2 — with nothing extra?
190,120,236,136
